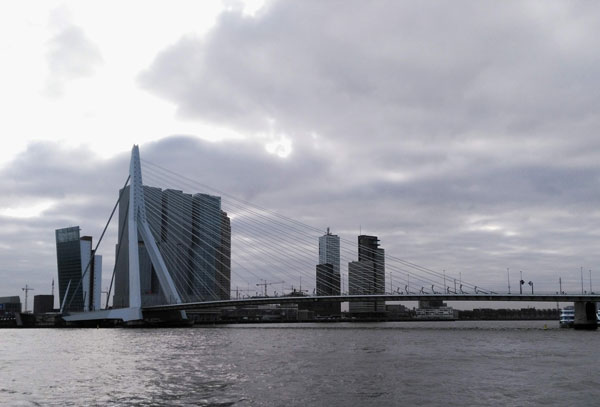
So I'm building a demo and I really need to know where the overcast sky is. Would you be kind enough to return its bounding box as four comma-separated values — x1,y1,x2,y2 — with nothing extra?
2,1,600,310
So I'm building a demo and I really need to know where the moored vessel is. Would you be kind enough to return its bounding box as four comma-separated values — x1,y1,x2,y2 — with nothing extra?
559,306,574,328
559,305,600,328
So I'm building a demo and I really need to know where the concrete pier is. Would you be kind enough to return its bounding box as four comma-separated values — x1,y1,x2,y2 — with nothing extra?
573,301,597,330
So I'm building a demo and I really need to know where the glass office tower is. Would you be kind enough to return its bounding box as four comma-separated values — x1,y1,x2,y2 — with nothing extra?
348,235,385,313
113,186,231,308
55,227,102,312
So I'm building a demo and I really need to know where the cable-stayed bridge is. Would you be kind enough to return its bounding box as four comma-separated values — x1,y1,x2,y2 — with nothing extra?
62,145,600,329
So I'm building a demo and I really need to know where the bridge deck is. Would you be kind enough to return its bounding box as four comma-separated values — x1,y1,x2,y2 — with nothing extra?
142,294,600,312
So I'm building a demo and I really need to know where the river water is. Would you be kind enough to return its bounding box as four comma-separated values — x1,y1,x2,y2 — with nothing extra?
1,321,598,406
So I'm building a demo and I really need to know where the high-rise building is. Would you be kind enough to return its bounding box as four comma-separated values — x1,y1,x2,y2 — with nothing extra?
113,186,231,308
319,228,340,275
314,263,341,316
314,228,341,316
55,226,102,312
316,264,341,296
348,234,385,314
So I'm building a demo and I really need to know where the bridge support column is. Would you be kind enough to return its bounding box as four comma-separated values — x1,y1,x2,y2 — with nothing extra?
573,301,597,330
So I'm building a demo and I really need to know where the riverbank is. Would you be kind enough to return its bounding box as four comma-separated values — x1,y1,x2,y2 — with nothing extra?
1,308,560,328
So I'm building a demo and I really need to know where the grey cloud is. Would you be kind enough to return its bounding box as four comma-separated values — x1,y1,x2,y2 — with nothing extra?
142,137,600,295
136,0,600,298
140,135,331,200
139,1,600,147
0,137,331,299
137,1,600,229
10,0,600,303
44,11,103,97
1,135,599,304
0,142,127,298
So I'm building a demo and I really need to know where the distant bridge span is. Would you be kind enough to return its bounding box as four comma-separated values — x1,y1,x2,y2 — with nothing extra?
142,293,600,312
63,293,600,325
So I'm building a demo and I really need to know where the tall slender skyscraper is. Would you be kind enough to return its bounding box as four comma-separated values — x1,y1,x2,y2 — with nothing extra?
348,234,385,313
315,228,341,316
55,226,102,312
319,227,340,275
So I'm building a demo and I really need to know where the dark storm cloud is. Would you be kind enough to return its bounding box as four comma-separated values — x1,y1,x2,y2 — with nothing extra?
136,1,600,296
44,9,103,96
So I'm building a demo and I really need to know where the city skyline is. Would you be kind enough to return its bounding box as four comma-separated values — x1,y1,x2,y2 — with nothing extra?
3,3,600,405
2,2,600,308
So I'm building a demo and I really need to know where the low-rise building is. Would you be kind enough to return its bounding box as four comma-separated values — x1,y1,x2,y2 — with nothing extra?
33,295,55,314
0,296,21,316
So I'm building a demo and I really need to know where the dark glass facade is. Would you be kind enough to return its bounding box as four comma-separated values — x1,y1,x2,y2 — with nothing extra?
316,263,341,296
114,186,231,308
55,226,84,312
33,295,54,314
0,296,21,316
314,263,341,317
349,235,385,313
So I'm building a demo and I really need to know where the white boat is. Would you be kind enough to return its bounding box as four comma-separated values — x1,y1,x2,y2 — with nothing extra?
559,305,600,328
559,306,574,328
415,306,456,320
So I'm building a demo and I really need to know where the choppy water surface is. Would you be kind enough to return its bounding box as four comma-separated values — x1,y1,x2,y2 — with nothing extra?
1,321,599,406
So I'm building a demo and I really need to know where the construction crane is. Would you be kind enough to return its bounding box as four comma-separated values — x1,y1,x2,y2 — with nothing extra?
256,280,285,297
21,284,34,313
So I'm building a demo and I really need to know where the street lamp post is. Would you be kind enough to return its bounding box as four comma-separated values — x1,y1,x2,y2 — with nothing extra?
559,277,562,294
519,271,524,295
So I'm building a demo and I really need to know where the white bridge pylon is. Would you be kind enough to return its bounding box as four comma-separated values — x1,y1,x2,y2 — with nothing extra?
127,144,183,320
129,145,182,308
64,145,184,323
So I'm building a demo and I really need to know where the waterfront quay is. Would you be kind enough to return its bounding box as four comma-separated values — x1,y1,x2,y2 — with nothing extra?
1,305,559,328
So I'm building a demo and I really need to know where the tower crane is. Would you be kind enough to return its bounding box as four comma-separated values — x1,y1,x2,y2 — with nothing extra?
21,284,34,313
